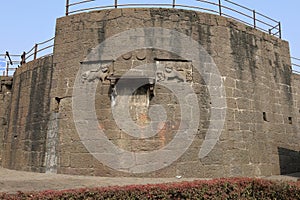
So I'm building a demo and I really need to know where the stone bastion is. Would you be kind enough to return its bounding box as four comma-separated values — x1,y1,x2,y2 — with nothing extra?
0,7,300,178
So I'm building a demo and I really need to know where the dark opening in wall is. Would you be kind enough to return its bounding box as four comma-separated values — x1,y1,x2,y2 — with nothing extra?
288,117,293,124
5,84,12,90
54,97,61,113
263,112,267,122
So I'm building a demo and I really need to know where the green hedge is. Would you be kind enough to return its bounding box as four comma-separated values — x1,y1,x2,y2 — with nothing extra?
1,178,300,199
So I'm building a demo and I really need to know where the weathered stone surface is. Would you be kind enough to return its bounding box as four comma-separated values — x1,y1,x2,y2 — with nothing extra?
1,7,300,178
1,57,54,172
0,76,13,165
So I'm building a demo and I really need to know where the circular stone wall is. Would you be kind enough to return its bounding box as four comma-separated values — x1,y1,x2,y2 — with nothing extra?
3,7,300,178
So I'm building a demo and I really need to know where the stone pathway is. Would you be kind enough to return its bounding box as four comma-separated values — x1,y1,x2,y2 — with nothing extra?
0,167,299,194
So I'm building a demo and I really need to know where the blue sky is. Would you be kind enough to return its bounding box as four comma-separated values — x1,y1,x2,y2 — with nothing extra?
0,58,5,69
0,0,299,65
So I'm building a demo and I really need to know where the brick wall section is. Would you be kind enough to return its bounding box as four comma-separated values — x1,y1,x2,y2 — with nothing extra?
0,77,13,165
2,56,53,172
1,8,300,177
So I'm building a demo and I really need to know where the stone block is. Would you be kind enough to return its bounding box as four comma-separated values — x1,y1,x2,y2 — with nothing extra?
176,161,205,178
203,165,228,178
70,153,94,169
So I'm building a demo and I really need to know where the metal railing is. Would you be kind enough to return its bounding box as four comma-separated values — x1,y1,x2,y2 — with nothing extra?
0,52,20,76
22,37,55,64
65,0,281,38
292,57,300,74
0,37,55,76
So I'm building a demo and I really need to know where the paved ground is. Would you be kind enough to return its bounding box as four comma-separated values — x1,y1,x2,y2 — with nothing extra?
0,168,201,194
0,167,299,194
265,172,300,182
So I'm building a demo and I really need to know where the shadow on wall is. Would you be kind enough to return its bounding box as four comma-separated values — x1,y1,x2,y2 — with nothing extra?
278,147,300,175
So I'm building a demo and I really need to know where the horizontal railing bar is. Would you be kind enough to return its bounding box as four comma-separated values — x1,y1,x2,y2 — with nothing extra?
25,53,35,60
69,0,95,7
221,5,253,20
255,11,278,23
26,46,36,55
0,54,21,57
222,6,278,29
117,3,219,15
37,37,55,45
68,5,115,14
117,3,173,7
192,0,279,35
23,37,55,61
222,14,278,36
35,45,54,54
225,0,278,23
292,63,300,67
254,18,277,28
292,57,300,61
26,45,54,61
196,0,219,8
69,3,218,14
224,0,252,12
176,4,218,14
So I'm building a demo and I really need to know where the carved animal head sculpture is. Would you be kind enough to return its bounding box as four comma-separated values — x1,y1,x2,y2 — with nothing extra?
81,64,110,82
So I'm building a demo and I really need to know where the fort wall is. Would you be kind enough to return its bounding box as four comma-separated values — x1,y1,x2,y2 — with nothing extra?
1,56,53,172
1,8,299,177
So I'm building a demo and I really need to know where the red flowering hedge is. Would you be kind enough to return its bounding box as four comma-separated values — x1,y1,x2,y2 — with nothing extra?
1,178,300,200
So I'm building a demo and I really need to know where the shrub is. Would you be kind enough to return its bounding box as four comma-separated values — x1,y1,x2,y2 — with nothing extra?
1,178,300,200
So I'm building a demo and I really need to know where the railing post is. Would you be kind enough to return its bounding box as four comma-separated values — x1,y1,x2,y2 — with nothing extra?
279,22,281,39
218,0,222,16
5,51,13,65
115,0,118,8
66,0,69,16
253,10,256,28
6,61,9,77
21,52,26,65
34,44,38,60
172,0,175,8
